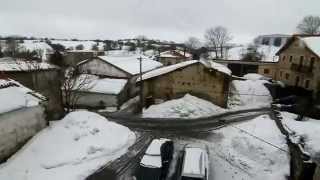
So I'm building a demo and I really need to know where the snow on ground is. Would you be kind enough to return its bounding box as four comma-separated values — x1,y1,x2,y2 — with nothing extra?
243,73,270,80
228,79,272,109
180,114,289,180
280,111,320,162
143,94,226,118
51,40,104,51
20,40,53,61
0,111,136,180
0,79,44,114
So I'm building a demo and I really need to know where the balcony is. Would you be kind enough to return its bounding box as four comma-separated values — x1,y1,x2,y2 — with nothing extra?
290,63,313,76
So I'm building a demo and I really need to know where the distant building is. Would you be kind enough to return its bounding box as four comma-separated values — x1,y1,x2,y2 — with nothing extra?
254,34,291,47
68,74,129,110
272,35,320,96
0,57,62,118
138,60,231,108
156,50,192,66
0,78,47,162
63,50,105,66
75,54,162,108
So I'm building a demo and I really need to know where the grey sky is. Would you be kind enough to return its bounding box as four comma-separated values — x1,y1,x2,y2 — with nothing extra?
0,0,319,43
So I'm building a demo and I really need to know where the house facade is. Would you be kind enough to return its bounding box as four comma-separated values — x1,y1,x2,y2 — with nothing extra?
268,35,320,96
138,60,231,108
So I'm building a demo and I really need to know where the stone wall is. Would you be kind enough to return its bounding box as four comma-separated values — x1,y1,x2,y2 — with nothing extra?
0,106,46,162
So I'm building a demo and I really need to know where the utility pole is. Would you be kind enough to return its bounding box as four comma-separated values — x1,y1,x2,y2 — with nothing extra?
138,56,144,112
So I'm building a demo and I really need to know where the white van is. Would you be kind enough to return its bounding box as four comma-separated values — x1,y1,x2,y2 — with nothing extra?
180,146,209,180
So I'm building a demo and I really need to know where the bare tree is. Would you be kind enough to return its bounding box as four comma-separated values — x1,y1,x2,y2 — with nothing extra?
297,15,320,35
75,44,84,50
204,26,232,59
61,68,93,112
5,38,20,57
184,37,201,50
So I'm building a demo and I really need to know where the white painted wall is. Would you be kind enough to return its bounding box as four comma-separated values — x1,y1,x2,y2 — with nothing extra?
0,106,46,162
78,59,129,78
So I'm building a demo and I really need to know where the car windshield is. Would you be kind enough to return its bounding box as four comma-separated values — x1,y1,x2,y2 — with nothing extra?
181,176,203,180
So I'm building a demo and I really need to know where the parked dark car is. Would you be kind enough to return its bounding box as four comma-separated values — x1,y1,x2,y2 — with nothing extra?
137,138,174,180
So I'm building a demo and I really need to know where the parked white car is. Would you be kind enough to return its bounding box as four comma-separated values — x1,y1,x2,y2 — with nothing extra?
180,146,209,180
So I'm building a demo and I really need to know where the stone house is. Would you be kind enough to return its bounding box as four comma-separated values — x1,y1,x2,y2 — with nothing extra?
77,54,162,98
156,50,192,66
263,35,320,97
63,50,105,66
0,78,47,162
138,60,232,108
68,74,129,110
0,57,63,119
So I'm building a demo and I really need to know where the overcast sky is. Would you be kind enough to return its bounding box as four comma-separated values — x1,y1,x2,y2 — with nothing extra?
0,0,319,43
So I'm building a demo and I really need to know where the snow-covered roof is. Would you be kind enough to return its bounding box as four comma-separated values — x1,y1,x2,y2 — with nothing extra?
138,60,231,82
74,74,127,95
0,58,58,71
0,79,45,114
182,147,207,178
98,54,162,75
302,37,320,57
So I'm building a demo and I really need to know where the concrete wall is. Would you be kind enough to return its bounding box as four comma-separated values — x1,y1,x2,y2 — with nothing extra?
142,63,230,107
5,70,63,119
0,106,46,162
72,91,119,108
78,58,129,78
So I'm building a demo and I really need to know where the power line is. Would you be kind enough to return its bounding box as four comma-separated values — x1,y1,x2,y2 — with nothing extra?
229,124,288,153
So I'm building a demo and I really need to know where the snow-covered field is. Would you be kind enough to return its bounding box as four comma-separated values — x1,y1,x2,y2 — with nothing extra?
143,94,226,118
179,114,289,180
0,111,136,180
280,111,320,162
228,79,272,109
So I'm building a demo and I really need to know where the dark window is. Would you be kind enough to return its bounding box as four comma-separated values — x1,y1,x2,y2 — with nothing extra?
289,56,293,62
264,69,270,74
295,76,300,86
280,71,283,77
262,37,270,45
305,80,310,89
282,55,286,61
274,37,282,47
285,73,290,80
299,56,304,65
310,57,315,69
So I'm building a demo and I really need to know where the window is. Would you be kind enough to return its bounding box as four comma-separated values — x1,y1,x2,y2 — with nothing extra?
273,37,282,47
305,80,310,89
299,56,304,65
262,37,270,45
280,71,283,77
310,57,315,69
282,55,286,61
289,56,293,62
264,69,270,74
285,73,290,80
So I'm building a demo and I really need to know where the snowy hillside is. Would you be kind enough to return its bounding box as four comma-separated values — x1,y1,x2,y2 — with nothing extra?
143,94,226,118
51,40,104,51
0,111,136,180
